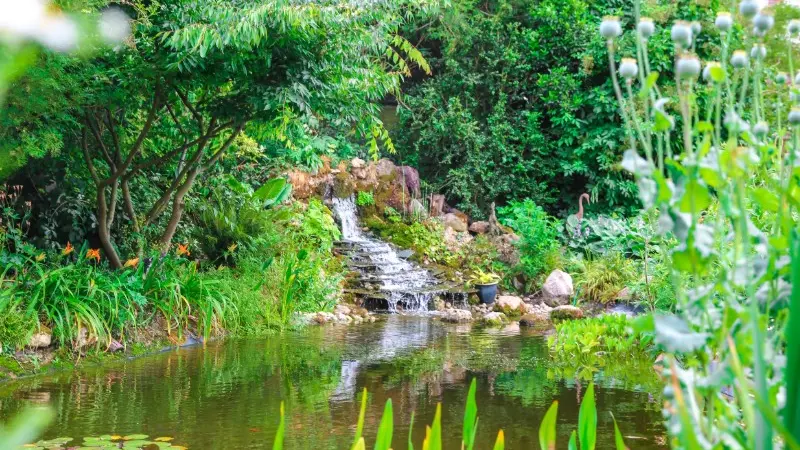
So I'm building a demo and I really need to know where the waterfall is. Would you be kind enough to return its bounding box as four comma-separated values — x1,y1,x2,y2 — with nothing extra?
332,196,465,312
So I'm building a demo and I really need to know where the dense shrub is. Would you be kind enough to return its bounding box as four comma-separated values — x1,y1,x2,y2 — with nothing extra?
575,253,637,304
497,199,560,280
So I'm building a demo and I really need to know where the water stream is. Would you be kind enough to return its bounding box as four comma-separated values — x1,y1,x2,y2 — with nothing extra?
0,317,667,449
332,196,464,312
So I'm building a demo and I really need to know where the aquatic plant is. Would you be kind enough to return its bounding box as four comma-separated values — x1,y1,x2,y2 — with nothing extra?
604,0,800,446
269,379,622,450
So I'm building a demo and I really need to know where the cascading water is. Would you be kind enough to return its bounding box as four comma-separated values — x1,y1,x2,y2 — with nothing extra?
332,196,465,312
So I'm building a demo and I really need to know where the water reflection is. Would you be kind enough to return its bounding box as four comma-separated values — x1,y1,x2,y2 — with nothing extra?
0,316,666,449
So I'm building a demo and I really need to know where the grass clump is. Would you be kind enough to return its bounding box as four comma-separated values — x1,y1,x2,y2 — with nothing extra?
575,253,637,303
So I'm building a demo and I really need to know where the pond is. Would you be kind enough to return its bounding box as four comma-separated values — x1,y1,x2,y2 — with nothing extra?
0,316,666,449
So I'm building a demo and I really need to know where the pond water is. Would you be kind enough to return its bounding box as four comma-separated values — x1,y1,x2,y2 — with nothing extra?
0,316,666,449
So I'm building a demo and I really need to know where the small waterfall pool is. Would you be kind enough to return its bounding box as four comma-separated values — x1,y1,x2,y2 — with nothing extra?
331,196,465,312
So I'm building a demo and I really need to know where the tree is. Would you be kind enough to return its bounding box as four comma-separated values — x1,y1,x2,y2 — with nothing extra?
5,0,439,267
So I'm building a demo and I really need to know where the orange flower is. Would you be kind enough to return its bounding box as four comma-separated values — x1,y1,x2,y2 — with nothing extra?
124,258,140,268
35,253,46,262
62,242,74,255
176,244,190,257
86,248,101,262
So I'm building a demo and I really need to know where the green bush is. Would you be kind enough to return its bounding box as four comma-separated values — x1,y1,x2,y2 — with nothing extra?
356,191,375,207
576,253,637,304
548,314,652,358
497,199,560,280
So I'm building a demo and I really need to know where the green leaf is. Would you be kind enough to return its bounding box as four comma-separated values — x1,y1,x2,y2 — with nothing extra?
462,379,479,450
272,402,285,450
539,401,558,450
611,413,628,450
428,404,443,450
785,230,800,441
653,314,709,353
0,407,54,450
408,411,415,450
654,108,674,132
678,179,712,213
710,66,726,82
492,430,505,450
374,399,393,450
752,187,780,212
254,178,288,206
578,383,597,450
695,121,713,133
352,389,367,450
568,431,578,450
638,72,659,97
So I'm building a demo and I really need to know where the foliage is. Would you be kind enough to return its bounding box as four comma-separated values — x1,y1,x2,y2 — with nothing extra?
605,0,798,447
497,199,560,280
549,314,652,359
576,253,637,303
467,269,500,286
366,216,456,266
270,380,619,450
17,433,186,450
356,191,375,207
394,0,730,217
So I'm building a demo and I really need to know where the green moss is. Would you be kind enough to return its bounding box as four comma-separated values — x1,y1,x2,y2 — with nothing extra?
333,171,355,198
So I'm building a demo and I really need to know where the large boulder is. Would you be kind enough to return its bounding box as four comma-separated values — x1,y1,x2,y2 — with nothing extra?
443,213,468,232
519,313,548,327
550,305,583,321
469,221,491,234
430,194,446,217
542,270,574,307
398,166,421,199
376,158,397,179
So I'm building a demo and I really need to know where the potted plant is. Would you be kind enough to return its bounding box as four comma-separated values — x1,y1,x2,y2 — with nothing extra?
468,269,501,304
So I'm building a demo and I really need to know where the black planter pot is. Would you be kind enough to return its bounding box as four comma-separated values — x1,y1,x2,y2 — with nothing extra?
476,283,498,304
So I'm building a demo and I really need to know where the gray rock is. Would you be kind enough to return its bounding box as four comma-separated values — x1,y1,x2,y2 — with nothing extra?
469,221,490,234
351,157,366,169
27,329,52,349
481,312,507,326
397,249,414,259
440,309,473,323
542,270,574,307
519,313,549,327
550,305,583,321
443,213,468,232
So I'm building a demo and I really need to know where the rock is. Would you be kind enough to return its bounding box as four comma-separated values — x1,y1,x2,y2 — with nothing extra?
616,287,632,301
27,328,52,349
469,221,490,234
440,309,473,323
443,213,468,232
519,313,549,327
398,166,421,198
430,194,446,217
550,305,584,321
542,270,574,307
334,304,351,316
75,327,98,349
351,157,366,169
409,199,428,218
397,249,414,259
480,312,507,326
495,295,524,312
443,227,473,253
107,339,124,352
313,312,335,324
489,233,520,266
376,158,397,179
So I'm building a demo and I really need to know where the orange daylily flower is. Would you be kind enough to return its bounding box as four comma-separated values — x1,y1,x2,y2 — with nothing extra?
124,258,140,268
86,248,101,262
176,244,190,256
62,242,74,255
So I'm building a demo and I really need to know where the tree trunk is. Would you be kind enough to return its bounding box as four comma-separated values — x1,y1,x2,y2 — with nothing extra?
97,185,123,268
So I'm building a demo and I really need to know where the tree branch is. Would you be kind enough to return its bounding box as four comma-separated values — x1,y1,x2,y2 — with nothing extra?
81,129,101,184
174,86,204,130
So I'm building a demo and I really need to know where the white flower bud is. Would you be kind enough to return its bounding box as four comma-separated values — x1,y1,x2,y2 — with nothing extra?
600,16,622,40
619,58,639,79
691,21,702,35
715,12,734,32
671,21,693,47
725,111,744,131
753,13,774,33
777,72,789,85
790,19,800,34
703,61,722,82
638,17,655,39
99,8,131,45
739,0,761,19
750,44,767,60
731,50,749,69
794,72,800,85
753,121,769,138
676,54,701,79
789,108,800,126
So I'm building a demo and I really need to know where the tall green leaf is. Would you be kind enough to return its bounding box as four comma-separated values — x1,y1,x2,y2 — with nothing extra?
578,383,597,450
539,401,558,450
568,431,577,450
352,388,367,450
272,402,285,450
462,378,479,450
492,430,505,450
426,404,442,450
374,399,393,450
408,411,415,450
254,178,291,207
611,413,627,450
0,407,54,450
786,229,800,441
